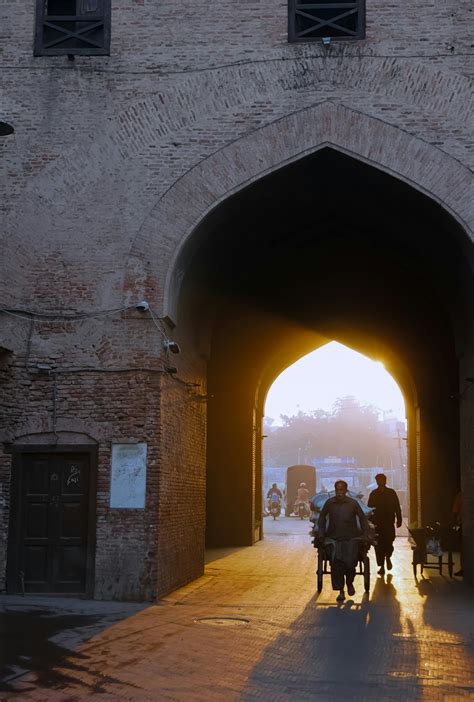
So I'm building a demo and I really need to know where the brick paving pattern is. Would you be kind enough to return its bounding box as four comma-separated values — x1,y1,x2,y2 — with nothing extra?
1,520,473,701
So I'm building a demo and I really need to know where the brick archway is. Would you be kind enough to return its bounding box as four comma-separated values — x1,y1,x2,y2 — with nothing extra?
2,66,473,596
125,101,472,323
146,137,473,592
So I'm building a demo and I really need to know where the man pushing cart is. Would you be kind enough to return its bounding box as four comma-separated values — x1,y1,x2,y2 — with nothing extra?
311,480,373,602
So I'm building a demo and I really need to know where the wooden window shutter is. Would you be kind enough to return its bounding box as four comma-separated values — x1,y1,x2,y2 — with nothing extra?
34,0,111,56
289,0,365,42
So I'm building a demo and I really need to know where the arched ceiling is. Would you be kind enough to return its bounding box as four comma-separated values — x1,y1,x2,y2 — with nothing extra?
189,147,470,543
179,147,470,373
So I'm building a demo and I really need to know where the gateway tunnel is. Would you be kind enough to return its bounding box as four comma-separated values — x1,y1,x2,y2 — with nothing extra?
172,147,472,557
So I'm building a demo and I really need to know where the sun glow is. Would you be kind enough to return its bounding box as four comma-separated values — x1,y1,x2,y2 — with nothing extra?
265,341,405,424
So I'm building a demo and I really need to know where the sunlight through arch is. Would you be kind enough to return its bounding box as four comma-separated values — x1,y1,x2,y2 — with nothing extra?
263,342,408,519
265,342,405,424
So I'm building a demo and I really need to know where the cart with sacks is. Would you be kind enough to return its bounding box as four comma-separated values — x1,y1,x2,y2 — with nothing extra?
309,490,376,593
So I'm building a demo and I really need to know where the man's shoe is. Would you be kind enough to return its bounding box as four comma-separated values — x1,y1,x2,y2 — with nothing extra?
386,557,393,571
454,570,463,577
336,590,345,602
347,583,355,596
377,567,385,575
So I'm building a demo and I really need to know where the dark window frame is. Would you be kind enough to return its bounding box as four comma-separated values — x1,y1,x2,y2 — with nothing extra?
288,0,365,43
34,0,111,56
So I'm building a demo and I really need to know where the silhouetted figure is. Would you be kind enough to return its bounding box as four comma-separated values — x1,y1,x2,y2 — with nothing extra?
368,473,402,575
318,480,368,602
266,483,283,501
266,482,283,513
294,482,310,516
452,490,463,577
296,482,309,502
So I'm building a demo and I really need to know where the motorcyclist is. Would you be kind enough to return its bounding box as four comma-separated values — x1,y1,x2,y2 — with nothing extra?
266,483,283,511
294,482,310,515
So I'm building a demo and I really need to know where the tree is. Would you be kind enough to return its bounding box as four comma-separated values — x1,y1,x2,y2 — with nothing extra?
264,397,396,468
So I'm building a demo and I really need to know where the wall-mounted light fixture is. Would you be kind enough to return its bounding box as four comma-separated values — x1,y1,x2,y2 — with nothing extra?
164,339,181,355
135,299,182,355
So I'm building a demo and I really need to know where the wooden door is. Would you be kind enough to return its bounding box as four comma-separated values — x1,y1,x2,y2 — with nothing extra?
17,453,91,593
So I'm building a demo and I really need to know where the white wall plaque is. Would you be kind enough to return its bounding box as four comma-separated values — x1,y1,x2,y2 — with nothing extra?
110,443,147,508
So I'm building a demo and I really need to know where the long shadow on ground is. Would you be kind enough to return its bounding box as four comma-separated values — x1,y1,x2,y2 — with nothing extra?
244,575,422,702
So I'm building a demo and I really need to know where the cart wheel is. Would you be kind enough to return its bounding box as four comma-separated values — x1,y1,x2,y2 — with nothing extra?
363,555,370,592
317,552,324,592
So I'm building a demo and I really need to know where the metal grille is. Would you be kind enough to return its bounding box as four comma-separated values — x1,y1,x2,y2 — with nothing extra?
35,0,111,56
288,0,365,42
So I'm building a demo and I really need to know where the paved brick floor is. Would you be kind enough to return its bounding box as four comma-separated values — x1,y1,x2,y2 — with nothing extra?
1,518,473,701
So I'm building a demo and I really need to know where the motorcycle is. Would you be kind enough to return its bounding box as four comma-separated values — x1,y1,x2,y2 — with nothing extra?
269,499,281,520
294,500,310,519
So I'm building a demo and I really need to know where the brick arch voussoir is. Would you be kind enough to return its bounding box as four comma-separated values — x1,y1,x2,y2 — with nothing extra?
0,417,102,445
125,101,473,322
13,56,471,231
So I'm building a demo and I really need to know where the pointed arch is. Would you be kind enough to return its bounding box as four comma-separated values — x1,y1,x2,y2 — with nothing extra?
124,101,473,323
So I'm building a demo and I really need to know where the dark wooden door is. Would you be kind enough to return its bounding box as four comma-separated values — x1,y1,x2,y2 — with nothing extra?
19,453,90,593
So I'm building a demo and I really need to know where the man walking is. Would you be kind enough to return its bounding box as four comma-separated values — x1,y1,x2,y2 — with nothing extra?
368,473,402,575
318,480,369,602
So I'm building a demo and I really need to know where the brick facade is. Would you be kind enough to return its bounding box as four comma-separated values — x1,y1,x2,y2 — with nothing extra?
0,0,472,598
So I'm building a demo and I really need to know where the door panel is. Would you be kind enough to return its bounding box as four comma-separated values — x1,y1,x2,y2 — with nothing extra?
26,503,49,537
55,456,89,591
61,502,82,537
18,453,90,593
21,457,51,590
57,546,84,583
25,458,50,494
24,545,49,583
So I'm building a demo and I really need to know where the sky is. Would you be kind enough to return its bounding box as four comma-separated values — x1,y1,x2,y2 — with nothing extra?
264,341,405,425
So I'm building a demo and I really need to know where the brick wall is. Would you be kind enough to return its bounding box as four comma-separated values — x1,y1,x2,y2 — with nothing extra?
0,0,472,597
0,358,164,600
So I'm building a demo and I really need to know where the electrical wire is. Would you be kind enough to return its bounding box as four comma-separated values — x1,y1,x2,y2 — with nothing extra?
0,305,136,322
147,305,169,337
48,367,169,375
0,303,174,334
3,301,201,390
